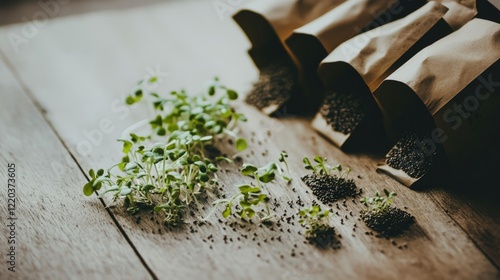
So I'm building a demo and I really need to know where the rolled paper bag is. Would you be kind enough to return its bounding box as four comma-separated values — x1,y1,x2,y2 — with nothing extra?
286,0,426,74
311,2,450,151
374,18,500,188
285,0,426,111
233,0,345,115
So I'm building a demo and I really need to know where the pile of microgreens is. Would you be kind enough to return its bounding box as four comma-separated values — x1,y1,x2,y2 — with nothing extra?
360,189,397,214
205,152,291,222
298,205,332,239
83,77,248,226
303,156,351,177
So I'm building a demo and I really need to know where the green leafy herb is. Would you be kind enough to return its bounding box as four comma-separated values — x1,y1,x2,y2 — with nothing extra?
83,78,247,226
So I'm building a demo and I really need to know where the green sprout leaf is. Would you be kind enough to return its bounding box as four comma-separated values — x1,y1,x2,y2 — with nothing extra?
238,185,260,194
236,138,247,151
241,163,257,176
226,89,238,100
83,182,94,196
88,169,95,179
258,172,275,183
222,204,232,218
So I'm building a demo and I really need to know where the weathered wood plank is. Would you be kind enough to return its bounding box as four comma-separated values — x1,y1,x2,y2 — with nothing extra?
0,60,152,279
0,0,498,279
434,137,500,267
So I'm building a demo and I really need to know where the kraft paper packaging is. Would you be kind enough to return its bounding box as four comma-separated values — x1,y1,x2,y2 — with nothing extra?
286,0,426,73
283,0,477,80
233,0,345,115
435,0,477,30
284,0,427,112
374,18,500,188
311,2,450,150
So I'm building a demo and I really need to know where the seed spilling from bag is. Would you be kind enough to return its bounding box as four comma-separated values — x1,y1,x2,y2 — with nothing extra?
386,132,438,179
245,57,299,112
319,90,368,135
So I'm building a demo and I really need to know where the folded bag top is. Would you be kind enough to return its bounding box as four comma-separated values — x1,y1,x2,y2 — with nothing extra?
233,0,345,68
286,0,414,70
376,18,499,118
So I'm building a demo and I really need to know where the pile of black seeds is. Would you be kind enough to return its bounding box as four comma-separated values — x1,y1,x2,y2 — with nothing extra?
301,174,357,204
386,132,437,178
319,89,368,135
306,226,341,250
361,207,415,237
245,57,299,110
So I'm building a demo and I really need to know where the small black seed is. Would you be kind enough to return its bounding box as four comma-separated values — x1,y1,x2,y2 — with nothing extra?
301,174,358,204
386,131,437,179
246,57,299,110
320,89,368,134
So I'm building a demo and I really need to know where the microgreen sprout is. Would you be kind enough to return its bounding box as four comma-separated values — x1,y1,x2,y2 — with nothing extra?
83,77,247,226
303,156,351,178
212,184,271,221
125,88,143,105
204,161,278,222
301,156,357,203
359,189,414,236
360,189,397,214
298,205,332,239
277,151,292,181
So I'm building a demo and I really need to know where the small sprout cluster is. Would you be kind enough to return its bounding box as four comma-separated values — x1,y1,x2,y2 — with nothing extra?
303,156,350,177
212,184,271,221
298,205,331,239
302,156,357,204
83,77,247,226
360,189,396,214
298,205,339,249
207,152,292,222
360,189,415,237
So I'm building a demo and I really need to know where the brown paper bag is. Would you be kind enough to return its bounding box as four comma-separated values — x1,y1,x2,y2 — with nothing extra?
311,2,450,150
374,18,500,188
286,0,426,72
283,0,428,114
282,0,476,64
435,0,477,30
233,0,345,114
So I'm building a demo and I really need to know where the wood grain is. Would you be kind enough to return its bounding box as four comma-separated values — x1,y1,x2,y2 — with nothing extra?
0,60,152,279
0,0,498,279
0,0,168,26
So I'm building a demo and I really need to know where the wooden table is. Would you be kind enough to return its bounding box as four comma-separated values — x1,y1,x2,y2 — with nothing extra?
0,1,498,279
